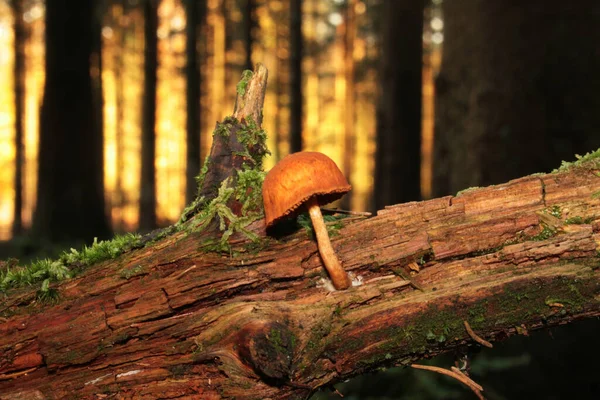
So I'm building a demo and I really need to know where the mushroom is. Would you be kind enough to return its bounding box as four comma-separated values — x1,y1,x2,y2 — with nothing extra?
262,151,352,290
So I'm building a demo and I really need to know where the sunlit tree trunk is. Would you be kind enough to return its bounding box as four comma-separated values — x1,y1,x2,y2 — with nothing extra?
374,0,424,210
341,0,356,210
139,0,158,231
289,0,303,153
433,0,600,196
114,5,126,230
184,0,206,205
33,0,111,243
11,0,25,236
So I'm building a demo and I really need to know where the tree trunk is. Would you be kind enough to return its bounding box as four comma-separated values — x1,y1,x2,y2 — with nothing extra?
33,0,111,243
433,0,600,197
243,0,255,72
374,0,424,211
184,0,206,205
11,0,25,236
271,1,286,162
289,0,303,153
3,65,599,400
139,0,159,231
114,4,127,231
340,0,356,210
91,0,106,230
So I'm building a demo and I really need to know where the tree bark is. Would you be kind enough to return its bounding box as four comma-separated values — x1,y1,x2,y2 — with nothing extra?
2,156,599,398
374,0,424,210
139,0,159,232
4,64,600,399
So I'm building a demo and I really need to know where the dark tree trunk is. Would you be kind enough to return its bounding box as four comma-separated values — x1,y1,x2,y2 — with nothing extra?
184,0,206,205
433,0,600,197
289,0,303,153
11,0,25,236
243,0,255,71
341,0,356,210
374,0,424,210
91,0,106,227
33,0,110,243
139,0,158,231
271,1,287,162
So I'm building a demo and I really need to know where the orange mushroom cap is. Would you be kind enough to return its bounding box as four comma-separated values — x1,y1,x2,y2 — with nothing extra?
262,152,351,228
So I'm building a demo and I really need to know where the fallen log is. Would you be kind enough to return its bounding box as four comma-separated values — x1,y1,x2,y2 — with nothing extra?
1,65,599,399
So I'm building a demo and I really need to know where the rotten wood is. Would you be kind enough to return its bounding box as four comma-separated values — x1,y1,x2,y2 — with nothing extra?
0,165,598,399
1,64,599,398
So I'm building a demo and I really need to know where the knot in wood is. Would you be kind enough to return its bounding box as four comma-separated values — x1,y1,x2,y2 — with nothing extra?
236,320,295,383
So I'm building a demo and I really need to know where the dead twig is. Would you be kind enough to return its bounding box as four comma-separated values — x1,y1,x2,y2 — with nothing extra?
464,320,493,348
321,208,372,216
411,364,484,400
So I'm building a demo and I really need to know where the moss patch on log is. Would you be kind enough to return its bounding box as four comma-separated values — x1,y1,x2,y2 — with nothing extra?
0,233,142,299
553,147,600,173
306,269,598,378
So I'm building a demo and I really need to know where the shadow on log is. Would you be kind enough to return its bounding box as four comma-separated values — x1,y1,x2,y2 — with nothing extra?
1,65,599,399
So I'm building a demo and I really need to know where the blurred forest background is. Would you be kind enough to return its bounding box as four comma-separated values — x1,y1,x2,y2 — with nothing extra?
0,0,599,399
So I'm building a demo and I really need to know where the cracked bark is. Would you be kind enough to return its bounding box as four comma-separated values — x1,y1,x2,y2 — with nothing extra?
1,165,599,399
1,65,600,399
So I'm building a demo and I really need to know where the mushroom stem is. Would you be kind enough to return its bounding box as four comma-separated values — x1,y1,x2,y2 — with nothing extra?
307,197,352,290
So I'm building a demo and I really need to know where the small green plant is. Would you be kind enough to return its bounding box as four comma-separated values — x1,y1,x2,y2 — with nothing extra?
296,213,345,238
191,177,263,247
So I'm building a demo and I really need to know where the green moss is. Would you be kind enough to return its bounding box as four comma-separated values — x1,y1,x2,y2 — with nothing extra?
467,300,488,325
341,274,597,371
195,155,212,189
236,70,254,96
564,216,593,225
530,223,557,241
36,285,61,304
181,113,270,253
0,233,141,297
168,364,192,378
236,116,270,167
268,326,293,356
191,177,263,252
214,117,236,138
548,205,562,219
297,213,346,239
333,305,343,317
553,148,600,172
119,265,146,280
456,186,481,196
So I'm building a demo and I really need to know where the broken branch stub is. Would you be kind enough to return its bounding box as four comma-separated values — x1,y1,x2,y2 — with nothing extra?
181,64,269,228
